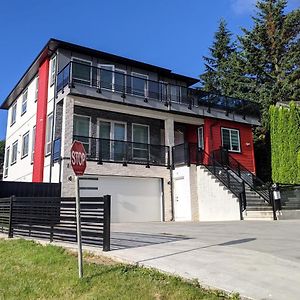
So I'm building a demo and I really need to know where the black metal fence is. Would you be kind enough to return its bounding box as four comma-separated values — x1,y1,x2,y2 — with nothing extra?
73,135,170,168
0,196,111,251
0,181,61,198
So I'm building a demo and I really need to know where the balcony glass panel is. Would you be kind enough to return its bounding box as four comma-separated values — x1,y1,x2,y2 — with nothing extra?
72,59,91,85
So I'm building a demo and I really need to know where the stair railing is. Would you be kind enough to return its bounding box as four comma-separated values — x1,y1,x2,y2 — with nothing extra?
213,147,271,203
187,144,246,218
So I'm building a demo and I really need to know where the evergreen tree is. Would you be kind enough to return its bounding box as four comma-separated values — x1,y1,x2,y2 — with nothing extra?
200,19,236,95
234,0,300,127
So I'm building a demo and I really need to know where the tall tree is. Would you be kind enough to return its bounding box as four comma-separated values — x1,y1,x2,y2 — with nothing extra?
234,0,300,127
200,19,236,95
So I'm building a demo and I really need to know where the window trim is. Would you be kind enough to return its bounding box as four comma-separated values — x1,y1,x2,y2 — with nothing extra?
21,89,28,116
221,127,241,153
197,126,204,150
45,113,54,156
71,57,92,86
132,123,150,160
50,55,57,86
73,114,92,154
11,140,18,165
21,131,30,159
4,146,10,178
10,102,17,126
31,126,36,163
131,72,148,98
98,64,115,91
35,76,39,102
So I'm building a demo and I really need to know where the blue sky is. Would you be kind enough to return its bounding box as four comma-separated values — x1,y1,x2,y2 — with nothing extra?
0,0,299,140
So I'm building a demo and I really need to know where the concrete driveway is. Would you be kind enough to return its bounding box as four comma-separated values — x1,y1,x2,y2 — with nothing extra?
107,220,300,300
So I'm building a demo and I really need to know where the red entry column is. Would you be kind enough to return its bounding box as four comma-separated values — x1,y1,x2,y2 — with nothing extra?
32,58,49,182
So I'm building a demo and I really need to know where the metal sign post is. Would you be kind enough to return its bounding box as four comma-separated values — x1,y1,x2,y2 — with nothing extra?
75,175,83,278
70,141,87,279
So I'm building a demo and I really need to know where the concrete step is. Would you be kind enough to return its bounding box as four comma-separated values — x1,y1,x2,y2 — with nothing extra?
243,210,274,221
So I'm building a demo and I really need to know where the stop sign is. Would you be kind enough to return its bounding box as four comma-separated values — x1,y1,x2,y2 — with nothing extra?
71,141,87,176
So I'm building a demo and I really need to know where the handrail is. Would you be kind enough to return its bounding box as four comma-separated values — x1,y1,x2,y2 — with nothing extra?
73,135,170,168
212,148,271,203
173,143,246,216
56,62,261,118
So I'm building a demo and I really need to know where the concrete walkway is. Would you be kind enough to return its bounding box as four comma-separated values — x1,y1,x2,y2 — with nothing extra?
106,221,300,300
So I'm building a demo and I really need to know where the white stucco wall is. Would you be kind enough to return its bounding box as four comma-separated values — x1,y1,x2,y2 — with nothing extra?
197,166,241,221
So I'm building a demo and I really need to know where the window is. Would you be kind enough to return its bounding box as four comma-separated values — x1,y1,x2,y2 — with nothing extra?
98,120,126,161
4,147,10,177
35,76,39,101
132,124,149,160
10,102,17,126
131,72,148,97
72,58,91,85
50,56,57,85
170,85,180,102
221,128,241,152
74,115,90,153
32,126,36,162
21,89,28,115
11,141,18,165
100,65,114,90
45,113,53,155
21,131,30,158
115,69,126,93
197,127,204,149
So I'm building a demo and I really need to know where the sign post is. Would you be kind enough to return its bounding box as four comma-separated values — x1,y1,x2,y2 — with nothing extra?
70,141,87,279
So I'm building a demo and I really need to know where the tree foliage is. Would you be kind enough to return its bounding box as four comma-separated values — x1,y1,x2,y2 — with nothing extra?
200,19,236,95
270,102,300,184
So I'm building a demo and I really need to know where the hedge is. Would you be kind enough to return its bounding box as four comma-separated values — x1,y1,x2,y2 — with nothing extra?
270,102,300,184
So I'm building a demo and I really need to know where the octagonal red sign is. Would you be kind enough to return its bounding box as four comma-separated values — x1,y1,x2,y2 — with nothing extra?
71,141,87,176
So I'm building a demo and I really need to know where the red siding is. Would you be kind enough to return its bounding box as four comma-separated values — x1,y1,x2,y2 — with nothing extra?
32,58,49,182
203,118,256,173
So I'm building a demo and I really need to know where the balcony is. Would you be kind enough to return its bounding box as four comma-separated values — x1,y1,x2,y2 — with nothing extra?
73,135,170,168
57,62,260,119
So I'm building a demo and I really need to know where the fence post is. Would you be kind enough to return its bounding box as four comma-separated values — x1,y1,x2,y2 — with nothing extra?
8,195,14,238
103,195,111,252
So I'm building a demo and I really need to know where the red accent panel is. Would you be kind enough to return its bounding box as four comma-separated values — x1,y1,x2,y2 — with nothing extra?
203,118,256,173
185,125,198,143
32,59,49,182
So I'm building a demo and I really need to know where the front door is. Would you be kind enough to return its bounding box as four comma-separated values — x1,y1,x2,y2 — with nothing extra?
98,120,126,161
174,177,191,221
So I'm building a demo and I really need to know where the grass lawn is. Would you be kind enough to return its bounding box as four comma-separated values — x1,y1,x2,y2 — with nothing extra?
0,239,239,300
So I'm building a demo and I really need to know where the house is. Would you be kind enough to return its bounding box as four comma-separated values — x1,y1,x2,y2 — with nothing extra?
1,39,269,222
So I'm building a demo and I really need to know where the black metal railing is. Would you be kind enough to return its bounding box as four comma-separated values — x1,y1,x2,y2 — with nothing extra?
212,148,271,203
173,143,246,217
73,135,170,168
56,61,260,118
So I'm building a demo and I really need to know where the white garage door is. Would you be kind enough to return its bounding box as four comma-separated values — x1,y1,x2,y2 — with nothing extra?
79,176,162,223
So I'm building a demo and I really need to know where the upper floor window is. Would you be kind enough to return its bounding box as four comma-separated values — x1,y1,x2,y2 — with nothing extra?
72,58,91,85
10,102,17,126
132,123,149,160
21,89,28,115
45,113,53,155
21,131,30,158
35,76,39,102
50,56,57,85
131,72,148,97
11,140,18,165
221,127,241,152
170,85,181,103
32,126,36,162
74,115,91,153
4,147,10,177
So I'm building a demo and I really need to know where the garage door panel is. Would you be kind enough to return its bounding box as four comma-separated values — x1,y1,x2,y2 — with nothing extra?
79,176,162,223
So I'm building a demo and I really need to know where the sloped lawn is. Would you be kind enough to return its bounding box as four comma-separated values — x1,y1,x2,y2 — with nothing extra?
0,239,239,299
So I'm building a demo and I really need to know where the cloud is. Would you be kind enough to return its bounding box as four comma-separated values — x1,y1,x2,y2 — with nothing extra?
230,0,256,15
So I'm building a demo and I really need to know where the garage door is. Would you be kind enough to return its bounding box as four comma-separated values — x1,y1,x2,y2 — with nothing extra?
79,176,162,223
